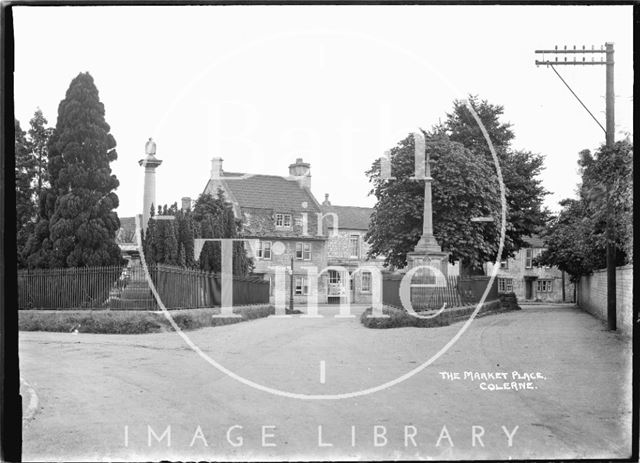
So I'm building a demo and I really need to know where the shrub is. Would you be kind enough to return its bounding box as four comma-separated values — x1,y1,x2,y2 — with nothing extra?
360,306,449,329
498,292,521,311
361,297,519,329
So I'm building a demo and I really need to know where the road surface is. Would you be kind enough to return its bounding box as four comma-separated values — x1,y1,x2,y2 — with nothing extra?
19,304,632,461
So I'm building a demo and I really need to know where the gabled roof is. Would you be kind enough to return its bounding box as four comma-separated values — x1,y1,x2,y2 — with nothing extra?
321,205,373,231
523,235,545,248
204,173,321,213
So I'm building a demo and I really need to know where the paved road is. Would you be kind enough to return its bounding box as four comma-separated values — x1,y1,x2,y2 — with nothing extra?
19,304,632,461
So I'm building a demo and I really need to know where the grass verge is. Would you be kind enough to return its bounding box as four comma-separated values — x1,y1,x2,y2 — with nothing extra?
19,305,276,334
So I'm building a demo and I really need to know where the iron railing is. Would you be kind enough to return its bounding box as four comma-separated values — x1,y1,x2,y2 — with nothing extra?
382,274,499,311
18,263,269,310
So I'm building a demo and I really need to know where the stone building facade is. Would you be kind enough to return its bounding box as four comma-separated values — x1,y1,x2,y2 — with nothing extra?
203,157,331,305
320,196,386,304
485,235,574,303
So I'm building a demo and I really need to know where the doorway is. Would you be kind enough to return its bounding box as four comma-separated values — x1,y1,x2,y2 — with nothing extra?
327,270,342,304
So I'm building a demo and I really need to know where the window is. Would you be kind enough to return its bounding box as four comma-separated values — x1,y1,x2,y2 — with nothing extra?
500,260,509,269
275,213,292,228
257,241,271,260
525,249,533,269
537,279,553,293
294,276,308,295
349,235,360,258
361,271,372,293
498,277,513,293
295,242,312,260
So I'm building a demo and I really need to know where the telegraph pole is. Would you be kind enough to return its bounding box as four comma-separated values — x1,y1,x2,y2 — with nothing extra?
535,43,616,329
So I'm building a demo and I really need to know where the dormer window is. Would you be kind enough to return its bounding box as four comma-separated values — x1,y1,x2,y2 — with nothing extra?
275,213,292,229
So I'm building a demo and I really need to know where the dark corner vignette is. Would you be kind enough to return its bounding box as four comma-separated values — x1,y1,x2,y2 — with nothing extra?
2,2,22,462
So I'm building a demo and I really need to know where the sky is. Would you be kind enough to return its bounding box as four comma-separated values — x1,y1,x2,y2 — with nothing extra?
13,5,633,218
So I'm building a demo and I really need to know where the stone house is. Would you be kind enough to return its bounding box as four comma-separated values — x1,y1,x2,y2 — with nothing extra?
203,157,330,305
116,215,141,262
320,195,386,304
484,235,574,303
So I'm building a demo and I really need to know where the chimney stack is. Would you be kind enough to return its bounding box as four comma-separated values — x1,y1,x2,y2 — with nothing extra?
211,157,223,179
181,197,192,211
288,157,311,190
322,193,331,206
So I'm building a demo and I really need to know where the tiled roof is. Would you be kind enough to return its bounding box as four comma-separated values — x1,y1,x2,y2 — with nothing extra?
321,205,373,231
523,235,545,248
204,173,321,213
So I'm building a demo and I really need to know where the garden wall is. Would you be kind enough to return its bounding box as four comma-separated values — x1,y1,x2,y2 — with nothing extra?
577,264,633,337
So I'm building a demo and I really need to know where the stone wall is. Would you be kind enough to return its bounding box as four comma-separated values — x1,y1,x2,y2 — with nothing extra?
577,264,633,337
327,229,370,259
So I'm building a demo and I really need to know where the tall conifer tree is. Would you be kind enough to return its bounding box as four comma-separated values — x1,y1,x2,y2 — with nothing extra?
24,72,123,268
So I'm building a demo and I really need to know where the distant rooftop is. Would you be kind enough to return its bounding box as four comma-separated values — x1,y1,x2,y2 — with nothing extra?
204,172,321,212
321,204,373,231
523,235,545,248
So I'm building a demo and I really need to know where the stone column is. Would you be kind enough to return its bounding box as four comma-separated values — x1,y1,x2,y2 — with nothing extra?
406,134,449,277
138,138,162,233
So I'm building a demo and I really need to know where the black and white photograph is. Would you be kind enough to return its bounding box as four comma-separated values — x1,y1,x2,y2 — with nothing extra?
3,2,635,461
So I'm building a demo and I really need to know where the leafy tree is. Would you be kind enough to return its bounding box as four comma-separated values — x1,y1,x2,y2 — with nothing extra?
536,140,632,279
366,96,550,273
177,207,196,268
193,191,253,275
23,72,123,268
578,140,633,262
27,108,54,200
142,204,158,267
141,193,252,274
444,96,550,258
15,119,36,268
534,199,603,280
366,133,502,272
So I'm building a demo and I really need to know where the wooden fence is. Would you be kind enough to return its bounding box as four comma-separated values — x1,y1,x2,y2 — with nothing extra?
18,263,270,310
